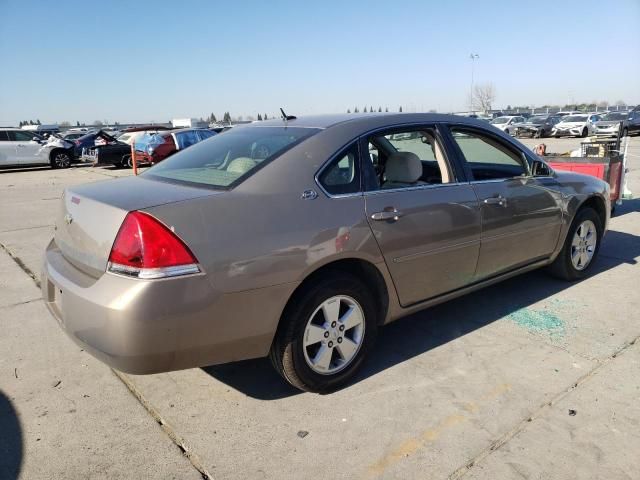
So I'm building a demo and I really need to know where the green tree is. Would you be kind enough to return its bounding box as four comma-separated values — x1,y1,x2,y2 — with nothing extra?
76,121,80,126
354,106,359,113
347,108,351,113
257,113,263,121
364,106,368,113
399,106,403,112
378,106,382,112
385,107,388,112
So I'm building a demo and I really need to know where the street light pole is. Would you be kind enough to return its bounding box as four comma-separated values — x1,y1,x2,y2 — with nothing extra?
469,53,479,113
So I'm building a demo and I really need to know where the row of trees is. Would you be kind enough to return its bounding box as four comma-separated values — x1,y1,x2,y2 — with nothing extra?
18,120,42,126
207,112,271,124
347,106,399,113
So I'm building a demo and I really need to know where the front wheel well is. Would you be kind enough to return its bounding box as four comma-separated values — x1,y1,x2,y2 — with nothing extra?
281,259,389,327
49,148,69,161
578,196,607,228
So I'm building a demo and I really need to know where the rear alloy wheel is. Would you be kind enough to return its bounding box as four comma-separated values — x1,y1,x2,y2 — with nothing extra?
270,273,377,392
548,207,602,281
50,151,71,169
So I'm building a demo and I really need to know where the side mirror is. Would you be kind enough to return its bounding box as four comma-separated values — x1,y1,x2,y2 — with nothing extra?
32,136,42,142
532,159,552,177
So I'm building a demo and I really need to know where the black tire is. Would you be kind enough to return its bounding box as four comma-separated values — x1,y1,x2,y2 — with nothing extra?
547,207,603,281
270,273,378,393
539,129,547,139
581,127,588,138
50,150,72,169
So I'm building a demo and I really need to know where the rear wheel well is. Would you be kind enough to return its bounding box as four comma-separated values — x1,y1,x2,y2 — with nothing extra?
281,259,389,328
579,196,606,228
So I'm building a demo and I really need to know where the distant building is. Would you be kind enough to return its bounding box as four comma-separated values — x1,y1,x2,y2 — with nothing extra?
171,118,208,128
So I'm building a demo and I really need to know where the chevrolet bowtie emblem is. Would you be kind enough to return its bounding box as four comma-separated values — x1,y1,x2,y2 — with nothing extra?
64,213,73,225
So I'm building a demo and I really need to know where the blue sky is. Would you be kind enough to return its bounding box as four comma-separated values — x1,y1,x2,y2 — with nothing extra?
0,0,638,125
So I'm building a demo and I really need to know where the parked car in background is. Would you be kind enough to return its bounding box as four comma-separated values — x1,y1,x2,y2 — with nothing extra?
593,111,640,137
490,116,526,135
42,113,610,392
556,111,581,117
61,131,88,141
73,130,116,159
135,128,216,165
0,128,74,168
85,127,170,168
515,114,561,138
552,114,601,138
21,124,60,138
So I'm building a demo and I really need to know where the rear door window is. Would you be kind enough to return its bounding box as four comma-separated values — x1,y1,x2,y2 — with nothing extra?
0,131,9,141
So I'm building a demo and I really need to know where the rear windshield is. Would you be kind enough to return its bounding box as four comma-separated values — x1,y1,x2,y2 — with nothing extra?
143,126,319,189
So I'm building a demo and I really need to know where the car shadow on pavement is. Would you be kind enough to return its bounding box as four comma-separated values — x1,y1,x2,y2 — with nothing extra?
0,391,23,480
612,198,640,217
202,229,640,399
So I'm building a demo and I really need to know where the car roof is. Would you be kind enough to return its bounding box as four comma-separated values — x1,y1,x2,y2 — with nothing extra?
256,112,490,130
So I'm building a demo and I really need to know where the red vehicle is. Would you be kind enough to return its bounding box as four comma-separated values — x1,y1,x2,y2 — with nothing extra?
136,128,216,164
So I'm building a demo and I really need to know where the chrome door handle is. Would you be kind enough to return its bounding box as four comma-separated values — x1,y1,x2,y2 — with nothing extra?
484,195,507,207
371,208,404,221
16,144,26,148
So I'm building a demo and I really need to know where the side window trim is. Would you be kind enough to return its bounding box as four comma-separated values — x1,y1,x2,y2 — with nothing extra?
441,124,532,182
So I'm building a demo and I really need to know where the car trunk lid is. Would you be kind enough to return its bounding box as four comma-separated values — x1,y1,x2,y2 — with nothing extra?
54,176,219,278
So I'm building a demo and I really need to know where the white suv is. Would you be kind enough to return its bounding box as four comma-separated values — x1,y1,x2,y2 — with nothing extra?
0,128,73,168
490,116,525,136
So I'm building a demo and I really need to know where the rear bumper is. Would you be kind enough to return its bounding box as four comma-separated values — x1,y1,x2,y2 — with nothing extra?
41,239,295,374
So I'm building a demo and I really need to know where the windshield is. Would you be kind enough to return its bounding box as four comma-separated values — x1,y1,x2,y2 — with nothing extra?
562,115,588,122
602,112,628,121
528,116,548,123
491,117,508,124
144,126,320,188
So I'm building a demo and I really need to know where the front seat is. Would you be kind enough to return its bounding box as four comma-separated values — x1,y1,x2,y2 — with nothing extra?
383,151,424,189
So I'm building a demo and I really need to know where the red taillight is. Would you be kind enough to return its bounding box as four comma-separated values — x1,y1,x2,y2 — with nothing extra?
108,211,199,279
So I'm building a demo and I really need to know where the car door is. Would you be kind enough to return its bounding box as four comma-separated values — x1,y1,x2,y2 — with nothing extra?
9,130,46,165
630,112,640,134
358,125,481,307
446,126,562,280
0,130,17,166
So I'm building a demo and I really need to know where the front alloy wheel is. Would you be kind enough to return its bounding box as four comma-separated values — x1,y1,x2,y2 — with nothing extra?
548,207,602,281
570,220,597,270
51,151,71,169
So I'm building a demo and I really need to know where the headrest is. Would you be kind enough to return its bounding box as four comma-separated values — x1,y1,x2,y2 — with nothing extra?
385,152,422,183
227,157,257,174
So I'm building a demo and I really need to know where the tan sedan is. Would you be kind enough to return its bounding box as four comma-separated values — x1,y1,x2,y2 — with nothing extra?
42,113,610,392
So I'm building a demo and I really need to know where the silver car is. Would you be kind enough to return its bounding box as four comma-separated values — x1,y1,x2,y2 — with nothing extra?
42,114,610,392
